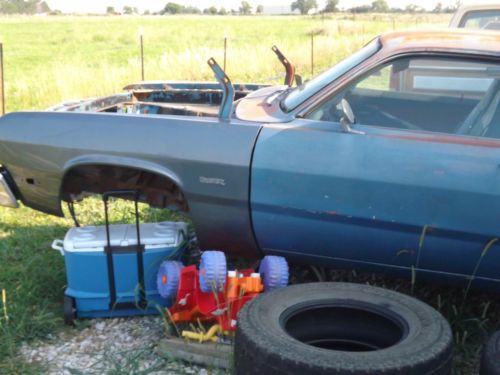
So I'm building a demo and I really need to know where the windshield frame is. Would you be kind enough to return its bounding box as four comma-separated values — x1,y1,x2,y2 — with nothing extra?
281,38,381,112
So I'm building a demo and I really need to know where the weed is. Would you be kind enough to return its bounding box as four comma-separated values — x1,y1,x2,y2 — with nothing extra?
0,13,490,375
0,14,451,112
0,197,182,372
411,225,428,294
459,238,499,315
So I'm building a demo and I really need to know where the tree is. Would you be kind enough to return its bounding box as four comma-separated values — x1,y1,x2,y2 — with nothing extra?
218,7,227,15
323,0,338,13
239,1,252,15
162,2,183,14
405,4,424,13
256,5,264,14
433,2,442,13
371,0,389,13
349,5,371,13
291,0,317,15
203,6,217,15
184,6,201,14
123,6,137,14
106,6,115,14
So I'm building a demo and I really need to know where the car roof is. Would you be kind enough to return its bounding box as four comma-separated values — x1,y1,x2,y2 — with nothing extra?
449,3,500,27
378,29,500,58
454,3,500,13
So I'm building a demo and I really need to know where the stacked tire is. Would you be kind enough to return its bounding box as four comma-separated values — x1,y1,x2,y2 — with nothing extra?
235,282,453,375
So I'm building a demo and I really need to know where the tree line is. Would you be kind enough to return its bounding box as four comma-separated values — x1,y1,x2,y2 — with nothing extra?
159,1,261,15
0,0,461,16
0,0,50,14
158,0,461,15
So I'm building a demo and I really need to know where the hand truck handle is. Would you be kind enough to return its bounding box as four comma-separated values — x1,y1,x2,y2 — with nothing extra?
102,190,140,202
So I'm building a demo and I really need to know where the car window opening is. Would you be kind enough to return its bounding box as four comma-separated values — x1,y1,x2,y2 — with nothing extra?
307,56,500,140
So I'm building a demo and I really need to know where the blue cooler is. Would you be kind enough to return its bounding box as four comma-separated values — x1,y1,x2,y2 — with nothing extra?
51,191,187,323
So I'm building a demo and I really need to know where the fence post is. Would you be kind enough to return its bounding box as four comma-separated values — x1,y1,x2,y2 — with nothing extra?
0,44,4,116
311,31,314,76
223,37,227,72
139,27,144,81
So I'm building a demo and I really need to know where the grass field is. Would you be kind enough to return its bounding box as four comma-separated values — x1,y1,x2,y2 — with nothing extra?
0,13,451,111
2,13,497,375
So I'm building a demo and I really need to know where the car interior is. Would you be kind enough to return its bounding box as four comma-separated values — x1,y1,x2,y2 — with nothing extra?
308,57,500,139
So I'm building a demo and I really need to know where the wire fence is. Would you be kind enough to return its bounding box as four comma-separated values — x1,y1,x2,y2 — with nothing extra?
0,13,451,111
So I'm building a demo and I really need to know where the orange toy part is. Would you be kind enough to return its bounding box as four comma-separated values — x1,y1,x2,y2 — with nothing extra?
167,265,264,331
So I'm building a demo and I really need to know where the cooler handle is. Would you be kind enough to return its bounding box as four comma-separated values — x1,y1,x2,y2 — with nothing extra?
51,239,64,256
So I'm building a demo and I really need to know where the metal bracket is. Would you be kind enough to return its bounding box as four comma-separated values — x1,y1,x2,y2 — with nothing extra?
207,58,235,120
272,45,295,87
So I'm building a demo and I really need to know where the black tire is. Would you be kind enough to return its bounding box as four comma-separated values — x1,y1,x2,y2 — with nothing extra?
480,330,500,375
235,282,452,375
63,295,76,325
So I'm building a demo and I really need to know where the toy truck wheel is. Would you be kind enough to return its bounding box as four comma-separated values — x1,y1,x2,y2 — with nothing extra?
199,251,227,293
259,255,289,291
235,282,453,375
63,295,76,325
157,261,184,300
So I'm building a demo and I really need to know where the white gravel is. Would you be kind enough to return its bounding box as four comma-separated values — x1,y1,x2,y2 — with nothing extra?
19,316,214,374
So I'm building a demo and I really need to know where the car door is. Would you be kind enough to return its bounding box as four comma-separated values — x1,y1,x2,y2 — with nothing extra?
251,54,500,283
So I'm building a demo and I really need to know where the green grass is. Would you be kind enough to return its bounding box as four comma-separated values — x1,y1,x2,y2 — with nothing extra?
4,205,500,375
1,12,491,375
0,205,68,374
0,199,182,374
0,13,451,111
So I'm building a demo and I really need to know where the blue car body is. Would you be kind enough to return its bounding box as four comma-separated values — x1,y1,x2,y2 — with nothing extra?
1,29,499,289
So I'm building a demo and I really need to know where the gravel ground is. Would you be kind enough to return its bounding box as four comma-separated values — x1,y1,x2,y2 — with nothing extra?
19,316,214,375
18,236,223,374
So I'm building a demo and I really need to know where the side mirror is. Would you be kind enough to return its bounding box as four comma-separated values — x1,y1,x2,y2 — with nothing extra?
337,99,364,135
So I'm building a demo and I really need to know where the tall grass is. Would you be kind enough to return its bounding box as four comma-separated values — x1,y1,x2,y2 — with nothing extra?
0,198,180,373
0,14,451,112
2,12,483,374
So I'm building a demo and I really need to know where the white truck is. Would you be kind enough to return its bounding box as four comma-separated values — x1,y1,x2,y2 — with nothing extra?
449,3,500,30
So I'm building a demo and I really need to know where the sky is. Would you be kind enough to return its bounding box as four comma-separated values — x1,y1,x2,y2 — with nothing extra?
45,0,480,14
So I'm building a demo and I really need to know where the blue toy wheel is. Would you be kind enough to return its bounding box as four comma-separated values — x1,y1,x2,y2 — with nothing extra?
156,261,184,300
259,256,289,291
199,250,227,293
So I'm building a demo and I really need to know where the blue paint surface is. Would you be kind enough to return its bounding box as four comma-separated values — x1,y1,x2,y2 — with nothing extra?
251,119,500,286
64,245,183,317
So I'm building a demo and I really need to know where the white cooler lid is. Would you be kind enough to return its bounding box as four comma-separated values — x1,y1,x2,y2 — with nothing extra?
63,221,187,252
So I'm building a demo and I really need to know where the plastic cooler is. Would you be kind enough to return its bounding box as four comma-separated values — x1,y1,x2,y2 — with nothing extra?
53,190,187,322
52,221,187,319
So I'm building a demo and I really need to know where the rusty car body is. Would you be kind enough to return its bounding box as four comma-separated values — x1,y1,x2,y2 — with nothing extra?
1,29,500,289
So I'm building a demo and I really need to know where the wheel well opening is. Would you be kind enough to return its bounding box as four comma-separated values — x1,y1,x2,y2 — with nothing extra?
60,164,188,212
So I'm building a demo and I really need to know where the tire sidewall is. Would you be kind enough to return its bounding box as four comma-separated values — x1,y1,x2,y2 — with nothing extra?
480,330,500,375
236,282,452,374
